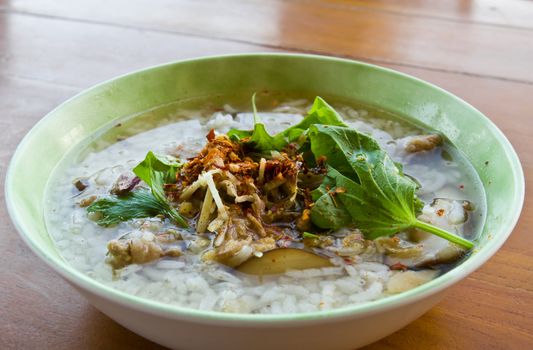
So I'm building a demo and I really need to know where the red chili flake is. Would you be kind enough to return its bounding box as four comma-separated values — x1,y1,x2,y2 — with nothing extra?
206,128,216,141
436,209,446,217
459,184,465,189
390,262,408,271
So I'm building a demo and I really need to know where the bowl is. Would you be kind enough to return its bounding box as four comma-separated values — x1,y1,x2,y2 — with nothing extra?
5,53,524,350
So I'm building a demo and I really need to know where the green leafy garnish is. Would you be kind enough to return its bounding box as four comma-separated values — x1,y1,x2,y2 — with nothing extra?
309,166,352,229
87,189,173,226
308,125,473,249
228,95,347,155
227,93,282,153
87,152,188,227
302,232,320,239
274,96,348,144
133,151,181,185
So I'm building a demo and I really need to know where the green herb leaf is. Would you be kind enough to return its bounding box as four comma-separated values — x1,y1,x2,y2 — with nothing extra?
228,96,347,154
309,166,352,230
308,125,473,249
133,151,181,186
308,124,382,180
274,96,347,145
88,152,188,227
87,189,170,226
227,93,284,153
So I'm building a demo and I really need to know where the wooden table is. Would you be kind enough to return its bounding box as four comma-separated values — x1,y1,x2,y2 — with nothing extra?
1,1,532,348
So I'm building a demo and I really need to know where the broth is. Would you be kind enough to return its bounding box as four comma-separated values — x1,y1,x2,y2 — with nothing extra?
45,93,485,313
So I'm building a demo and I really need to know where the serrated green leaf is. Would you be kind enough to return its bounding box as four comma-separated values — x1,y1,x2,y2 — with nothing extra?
308,124,473,249
310,166,352,229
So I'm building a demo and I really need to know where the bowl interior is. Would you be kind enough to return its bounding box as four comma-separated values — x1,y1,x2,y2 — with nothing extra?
6,53,524,321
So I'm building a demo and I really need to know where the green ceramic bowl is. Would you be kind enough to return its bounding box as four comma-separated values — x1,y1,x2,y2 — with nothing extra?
6,54,524,350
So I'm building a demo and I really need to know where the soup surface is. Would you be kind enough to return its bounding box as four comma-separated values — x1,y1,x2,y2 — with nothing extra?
45,93,485,314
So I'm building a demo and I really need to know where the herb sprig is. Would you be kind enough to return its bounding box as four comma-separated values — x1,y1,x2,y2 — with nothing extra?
87,152,188,227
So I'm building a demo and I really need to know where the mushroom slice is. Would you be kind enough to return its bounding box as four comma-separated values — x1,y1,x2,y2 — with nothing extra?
236,248,333,275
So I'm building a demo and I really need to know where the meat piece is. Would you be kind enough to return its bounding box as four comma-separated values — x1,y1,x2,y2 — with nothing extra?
164,247,182,257
302,234,333,249
155,229,182,243
211,238,253,267
251,237,276,253
326,232,374,257
375,236,423,259
107,240,134,269
204,236,276,268
106,233,182,269
129,238,164,264
214,239,250,260
78,195,97,208
188,236,211,254
405,134,442,153
386,270,437,294
107,238,163,269
386,198,470,268
72,177,88,191
110,173,140,195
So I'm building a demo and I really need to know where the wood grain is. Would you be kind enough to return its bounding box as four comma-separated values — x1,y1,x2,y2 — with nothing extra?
3,0,533,82
0,75,162,349
1,1,532,349
318,0,533,29
0,13,275,87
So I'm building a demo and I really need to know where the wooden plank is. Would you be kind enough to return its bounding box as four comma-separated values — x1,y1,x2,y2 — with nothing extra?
0,12,276,88
0,75,162,350
3,0,533,82
318,0,533,29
